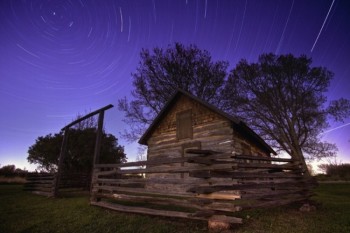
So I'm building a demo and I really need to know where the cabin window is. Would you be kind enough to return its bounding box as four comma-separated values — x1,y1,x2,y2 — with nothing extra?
176,110,193,140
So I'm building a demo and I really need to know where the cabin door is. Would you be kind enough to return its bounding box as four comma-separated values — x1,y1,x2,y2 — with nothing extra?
181,141,201,179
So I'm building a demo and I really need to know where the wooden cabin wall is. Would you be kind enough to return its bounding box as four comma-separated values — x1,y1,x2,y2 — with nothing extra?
147,95,233,157
232,131,270,157
145,95,269,191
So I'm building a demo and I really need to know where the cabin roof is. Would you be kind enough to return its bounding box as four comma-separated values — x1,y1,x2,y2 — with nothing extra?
138,89,276,155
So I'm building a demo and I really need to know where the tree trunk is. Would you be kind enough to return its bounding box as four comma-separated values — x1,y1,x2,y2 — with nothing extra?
293,147,310,177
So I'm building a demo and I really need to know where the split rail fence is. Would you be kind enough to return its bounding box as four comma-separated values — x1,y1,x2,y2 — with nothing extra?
24,172,90,197
90,149,316,224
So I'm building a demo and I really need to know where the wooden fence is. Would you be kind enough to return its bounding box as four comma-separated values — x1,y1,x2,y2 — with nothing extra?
24,172,91,197
24,173,55,197
90,149,316,224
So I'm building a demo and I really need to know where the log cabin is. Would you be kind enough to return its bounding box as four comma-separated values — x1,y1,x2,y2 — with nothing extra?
139,89,276,191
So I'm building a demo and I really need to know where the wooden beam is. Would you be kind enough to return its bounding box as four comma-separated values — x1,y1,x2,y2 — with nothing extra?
95,193,240,212
233,154,296,163
91,201,242,224
61,104,113,130
91,201,207,221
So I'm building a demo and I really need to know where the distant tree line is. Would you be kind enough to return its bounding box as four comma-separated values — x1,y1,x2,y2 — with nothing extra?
318,163,350,180
0,164,28,177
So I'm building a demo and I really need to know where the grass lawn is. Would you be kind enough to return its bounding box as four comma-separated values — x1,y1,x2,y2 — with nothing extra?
0,183,349,233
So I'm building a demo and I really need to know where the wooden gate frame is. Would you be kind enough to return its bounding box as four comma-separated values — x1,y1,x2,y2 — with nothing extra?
53,104,113,197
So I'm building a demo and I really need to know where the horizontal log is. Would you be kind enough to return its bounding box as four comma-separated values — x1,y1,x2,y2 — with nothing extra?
236,163,301,170
239,195,310,209
96,193,240,212
190,170,304,179
94,185,240,201
25,180,54,185
107,164,235,175
91,201,207,221
24,187,54,192
91,201,242,224
31,190,54,197
233,154,296,163
26,177,55,181
24,183,53,188
185,149,223,155
237,178,302,185
197,193,240,200
96,177,238,186
95,185,195,198
240,189,310,199
96,153,235,170
187,181,314,194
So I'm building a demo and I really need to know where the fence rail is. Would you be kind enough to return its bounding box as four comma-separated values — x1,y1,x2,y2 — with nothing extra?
24,173,55,197
24,171,91,196
90,149,316,224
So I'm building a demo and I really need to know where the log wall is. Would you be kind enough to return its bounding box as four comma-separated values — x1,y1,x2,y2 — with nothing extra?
145,95,270,192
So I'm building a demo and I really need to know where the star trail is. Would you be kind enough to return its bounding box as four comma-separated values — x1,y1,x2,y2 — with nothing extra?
0,0,349,170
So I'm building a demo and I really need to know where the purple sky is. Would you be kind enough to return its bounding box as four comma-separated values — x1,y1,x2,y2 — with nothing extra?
0,0,349,171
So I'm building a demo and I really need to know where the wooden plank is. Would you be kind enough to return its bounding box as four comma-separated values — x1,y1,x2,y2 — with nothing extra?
96,177,239,186
240,189,310,199
237,163,301,170
233,154,296,163
25,180,54,184
190,170,304,179
91,201,207,221
95,153,234,169
185,149,222,155
24,183,53,188
94,185,240,201
62,104,113,130
95,193,241,212
96,185,195,198
187,181,313,194
117,164,235,175
197,193,241,200
31,191,54,197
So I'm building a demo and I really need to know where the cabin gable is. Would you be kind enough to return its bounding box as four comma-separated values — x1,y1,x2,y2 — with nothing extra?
145,94,270,161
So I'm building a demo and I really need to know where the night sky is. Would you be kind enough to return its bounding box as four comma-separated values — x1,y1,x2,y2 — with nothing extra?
1,0,349,171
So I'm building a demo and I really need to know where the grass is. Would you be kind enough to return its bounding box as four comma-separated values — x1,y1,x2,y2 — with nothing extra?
233,184,350,233
0,184,349,233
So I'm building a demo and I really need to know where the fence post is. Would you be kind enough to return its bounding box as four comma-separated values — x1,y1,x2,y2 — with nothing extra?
90,110,104,201
53,128,69,197
93,110,104,165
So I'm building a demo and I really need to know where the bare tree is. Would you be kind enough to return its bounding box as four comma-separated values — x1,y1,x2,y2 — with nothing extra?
222,53,350,175
118,43,228,141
